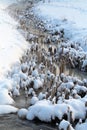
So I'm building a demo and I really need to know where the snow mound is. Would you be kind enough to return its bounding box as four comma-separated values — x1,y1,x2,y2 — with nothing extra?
26,97,87,122
59,119,74,130
30,96,39,105
38,92,46,100
0,105,18,114
27,100,53,122
0,79,13,90
65,98,86,120
18,108,28,119
0,89,14,105
26,100,68,122
33,78,43,90
32,69,39,77
75,122,87,130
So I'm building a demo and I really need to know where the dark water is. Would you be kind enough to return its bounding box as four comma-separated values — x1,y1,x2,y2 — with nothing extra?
0,114,57,130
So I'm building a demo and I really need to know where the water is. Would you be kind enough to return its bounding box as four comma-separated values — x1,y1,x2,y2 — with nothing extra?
0,114,57,130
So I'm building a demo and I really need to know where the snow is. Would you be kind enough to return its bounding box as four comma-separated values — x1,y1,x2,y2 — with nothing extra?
75,122,87,130
26,96,87,122
59,120,69,130
0,0,17,9
54,103,68,120
32,69,39,77
59,119,74,130
28,88,34,95
0,0,28,114
0,88,14,105
0,79,13,90
30,96,39,105
74,84,87,93
33,78,43,90
27,100,54,122
59,81,74,90
0,105,18,114
27,100,68,121
18,108,28,119
0,1,28,79
34,0,87,52
65,98,86,120
38,92,46,100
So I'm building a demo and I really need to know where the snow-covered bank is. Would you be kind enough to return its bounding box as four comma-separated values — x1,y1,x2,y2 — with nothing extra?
0,105,18,114
0,0,28,114
33,0,87,71
0,8,28,79
34,0,87,49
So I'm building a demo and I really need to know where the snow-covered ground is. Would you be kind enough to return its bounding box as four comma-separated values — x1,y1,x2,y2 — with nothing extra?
0,0,28,114
0,1,28,79
34,0,87,52
0,0,17,9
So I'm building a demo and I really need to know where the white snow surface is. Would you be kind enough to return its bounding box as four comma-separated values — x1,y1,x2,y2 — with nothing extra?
18,108,28,119
26,97,87,122
0,0,28,114
59,119,74,130
30,96,39,105
75,122,87,130
27,100,65,121
0,1,28,79
34,0,87,52
0,0,17,9
0,88,14,105
0,105,18,114
33,78,43,90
